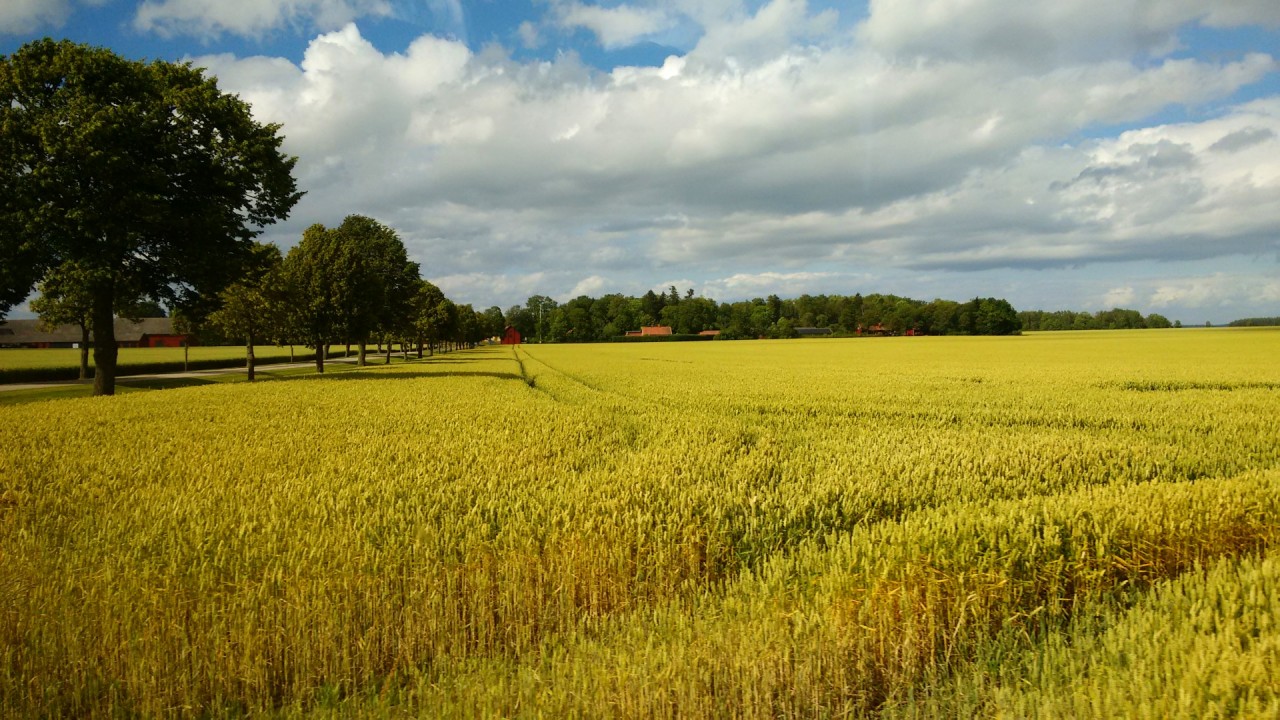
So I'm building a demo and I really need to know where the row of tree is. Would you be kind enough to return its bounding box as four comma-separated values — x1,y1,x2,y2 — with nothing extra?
1017,308,1179,331
503,288,1022,342
205,215,499,379
23,215,498,382
0,40,509,394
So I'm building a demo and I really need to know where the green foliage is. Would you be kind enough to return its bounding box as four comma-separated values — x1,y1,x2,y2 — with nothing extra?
207,243,284,343
1229,316,1280,327
1021,307,1184,331
281,223,347,355
282,216,419,365
505,290,1021,343
0,39,301,393
207,243,286,380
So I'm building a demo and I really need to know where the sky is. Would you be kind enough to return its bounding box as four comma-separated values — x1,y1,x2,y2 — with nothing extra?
3,1,1280,323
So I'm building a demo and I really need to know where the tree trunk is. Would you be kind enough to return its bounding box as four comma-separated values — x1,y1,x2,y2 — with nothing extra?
78,323,90,381
91,291,117,396
358,341,367,367
416,334,423,359
314,339,325,373
384,336,391,365
289,344,294,363
345,341,351,358
246,333,256,382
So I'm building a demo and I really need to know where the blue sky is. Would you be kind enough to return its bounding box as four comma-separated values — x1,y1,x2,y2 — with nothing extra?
3,1,1280,322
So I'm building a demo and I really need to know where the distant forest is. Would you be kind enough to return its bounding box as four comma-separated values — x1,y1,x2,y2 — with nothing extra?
505,288,1021,342
1018,308,1179,331
1228,317,1280,327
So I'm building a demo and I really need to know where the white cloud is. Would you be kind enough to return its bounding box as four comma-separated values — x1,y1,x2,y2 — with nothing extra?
135,0,395,39
1102,286,1137,308
518,20,541,49
688,0,837,65
1148,273,1280,308
702,271,854,298
550,1,675,49
0,0,71,34
859,0,1280,66
188,7,1280,317
563,275,609,300
425,0,465,40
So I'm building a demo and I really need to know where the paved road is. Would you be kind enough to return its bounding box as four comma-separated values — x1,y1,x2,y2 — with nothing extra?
0,356,367,393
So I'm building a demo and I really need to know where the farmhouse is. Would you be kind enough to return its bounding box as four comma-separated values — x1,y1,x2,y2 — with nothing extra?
0,318,192,349
637,326,672,336
857,323,889,336
501,326,522,345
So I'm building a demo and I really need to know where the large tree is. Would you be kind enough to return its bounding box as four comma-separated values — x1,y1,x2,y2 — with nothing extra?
0,39,301,395
285,215,418,367
410,280,448,357
282,224,344,374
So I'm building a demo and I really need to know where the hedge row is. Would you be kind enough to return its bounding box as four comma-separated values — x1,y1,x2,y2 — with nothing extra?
0,353,318,385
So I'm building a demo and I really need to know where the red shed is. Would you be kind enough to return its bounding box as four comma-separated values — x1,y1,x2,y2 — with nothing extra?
501,326,522,345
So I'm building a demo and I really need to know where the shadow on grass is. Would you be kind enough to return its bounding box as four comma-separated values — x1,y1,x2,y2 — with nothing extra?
118,377,222,391
293,369,523,383
413,357,482,365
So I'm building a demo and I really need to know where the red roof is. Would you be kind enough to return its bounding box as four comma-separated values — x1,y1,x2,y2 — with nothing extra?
640,326,673,336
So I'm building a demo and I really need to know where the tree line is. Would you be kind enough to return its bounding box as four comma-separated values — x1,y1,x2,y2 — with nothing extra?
1017,308,1179,331
505,287,1022,342
0,39,504,394
200,215,500,380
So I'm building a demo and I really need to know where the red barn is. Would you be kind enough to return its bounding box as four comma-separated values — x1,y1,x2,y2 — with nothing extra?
501,326,522,345
0,317,193,348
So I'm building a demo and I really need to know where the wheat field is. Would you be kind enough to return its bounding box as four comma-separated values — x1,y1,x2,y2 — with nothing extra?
2,329,1278,716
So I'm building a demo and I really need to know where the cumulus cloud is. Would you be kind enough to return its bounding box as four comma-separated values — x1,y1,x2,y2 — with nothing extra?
187,3,1280,316
1148,273,1280,308
550,1,675,49
859,0,1280,66
0,0,73,35
563,275,610,300
1102,286,1138,308
701,271,857,298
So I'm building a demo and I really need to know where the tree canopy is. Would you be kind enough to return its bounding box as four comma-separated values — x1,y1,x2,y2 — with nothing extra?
0,39,301,394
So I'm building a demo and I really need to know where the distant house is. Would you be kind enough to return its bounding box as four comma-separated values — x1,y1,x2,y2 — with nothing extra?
0,318,192,349
795,327,832,337
639,326,673,336
501,326,522,345
857,323,889,336
624,330,642,337
698,329,721,337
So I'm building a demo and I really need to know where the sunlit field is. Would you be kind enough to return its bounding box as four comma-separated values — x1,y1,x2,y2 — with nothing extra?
2,329,1278,716
0,345,306,371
